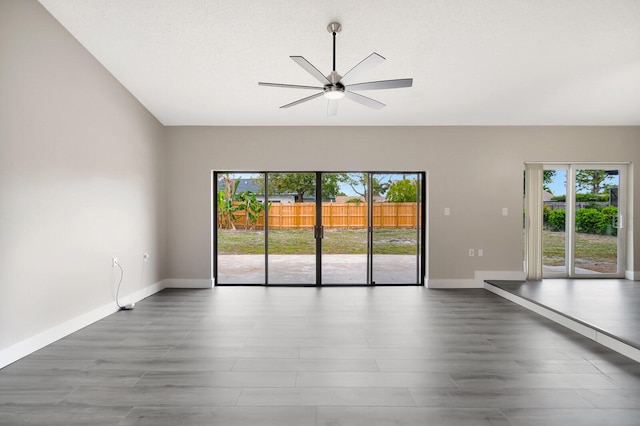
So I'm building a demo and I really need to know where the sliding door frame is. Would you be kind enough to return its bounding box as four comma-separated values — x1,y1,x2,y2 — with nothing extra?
213,170,426,286
570,163,626,278
527,162,628,279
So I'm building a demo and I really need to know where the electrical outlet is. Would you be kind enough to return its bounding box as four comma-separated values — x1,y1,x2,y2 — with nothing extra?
478,249,484,257
112,257,118,267
143,253,149,262
469,249,474,257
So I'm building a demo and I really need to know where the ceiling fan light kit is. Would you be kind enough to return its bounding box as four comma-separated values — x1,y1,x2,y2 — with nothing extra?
259,22,413,116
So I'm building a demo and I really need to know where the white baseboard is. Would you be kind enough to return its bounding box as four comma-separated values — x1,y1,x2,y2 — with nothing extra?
428,279,480,289
118,280,166,309
0,280,166,369
428,271,526,289
163,278,213,289
475,270,526,285
484,282,640,363
625,270,640,280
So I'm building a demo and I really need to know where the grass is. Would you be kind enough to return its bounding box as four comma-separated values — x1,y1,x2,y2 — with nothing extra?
217,228,419,255
543,230,617,273
219,228,617,272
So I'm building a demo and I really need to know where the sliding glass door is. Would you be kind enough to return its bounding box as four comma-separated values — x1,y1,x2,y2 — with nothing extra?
321,173,369,284
215,172,266,284
214,171,426,285
267,173,317,285
371,173,423,284
573,167,622,276
541,164,625,278
542,167,568,277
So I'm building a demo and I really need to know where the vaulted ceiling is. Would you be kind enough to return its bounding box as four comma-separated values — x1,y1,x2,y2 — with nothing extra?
39,0,640,126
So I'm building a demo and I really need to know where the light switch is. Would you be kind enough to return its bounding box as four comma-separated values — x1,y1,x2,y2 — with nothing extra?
502,208,508,216
444,207,450,216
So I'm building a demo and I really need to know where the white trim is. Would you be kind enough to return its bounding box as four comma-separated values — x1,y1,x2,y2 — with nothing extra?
484,283,596,339
0,280,166,369
596,332,640,363
428,271,525,288
163,278,213,288
474,271,526,286
428,279,480,289
118,280,166,308
625,270,640,281
484,282,640,363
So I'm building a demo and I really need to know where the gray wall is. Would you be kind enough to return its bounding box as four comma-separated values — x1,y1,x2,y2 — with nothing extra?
165,126,638,283
0,0,167,353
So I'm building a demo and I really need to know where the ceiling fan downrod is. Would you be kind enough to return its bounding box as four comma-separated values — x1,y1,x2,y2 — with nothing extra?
327,22,341,73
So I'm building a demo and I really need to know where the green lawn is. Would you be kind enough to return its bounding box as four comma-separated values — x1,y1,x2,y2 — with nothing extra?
217,228,419,255
219,228,616,272
543,230,617,272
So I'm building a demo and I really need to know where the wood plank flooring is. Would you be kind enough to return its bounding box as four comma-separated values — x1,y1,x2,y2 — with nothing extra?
485,279,640,349
1,286,640,425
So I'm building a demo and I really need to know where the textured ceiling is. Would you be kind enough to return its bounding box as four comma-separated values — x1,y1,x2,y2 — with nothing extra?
38,0,640,126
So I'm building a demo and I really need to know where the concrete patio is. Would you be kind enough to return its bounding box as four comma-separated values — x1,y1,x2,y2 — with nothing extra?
216,254,421,285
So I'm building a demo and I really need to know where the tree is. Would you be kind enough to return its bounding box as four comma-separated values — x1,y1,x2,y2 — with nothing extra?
576,170,613,194
268,173,315,202
386,179,417,202
342,173,390,199
235,190,270,230
217,174,240,229
320,174,346,200
543,170,556,193
261,173,346,201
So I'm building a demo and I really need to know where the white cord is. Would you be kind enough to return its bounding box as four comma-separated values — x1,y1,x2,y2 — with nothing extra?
115,261,126,309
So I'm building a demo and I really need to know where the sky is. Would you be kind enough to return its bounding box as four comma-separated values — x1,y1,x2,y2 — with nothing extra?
546,169,618,196
547,170,567,196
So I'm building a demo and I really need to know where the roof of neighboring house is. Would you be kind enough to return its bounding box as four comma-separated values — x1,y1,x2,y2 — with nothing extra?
217,178,298,197
217,178,261,194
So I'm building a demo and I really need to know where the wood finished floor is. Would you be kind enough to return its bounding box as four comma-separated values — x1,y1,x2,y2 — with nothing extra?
486,279,640,349
1,287,640,425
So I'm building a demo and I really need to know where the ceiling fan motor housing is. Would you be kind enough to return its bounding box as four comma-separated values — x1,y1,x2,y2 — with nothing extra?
327,22,342,34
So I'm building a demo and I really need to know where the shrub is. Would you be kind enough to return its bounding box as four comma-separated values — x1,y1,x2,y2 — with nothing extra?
575,208,605,234
583,201,602,210
542,205,551,224
547,209,565,232
576,193,609,202
551,194,609,202
601,206,618,236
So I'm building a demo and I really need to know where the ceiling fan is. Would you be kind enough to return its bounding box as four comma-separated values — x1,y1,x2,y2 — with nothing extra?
258,22,413,116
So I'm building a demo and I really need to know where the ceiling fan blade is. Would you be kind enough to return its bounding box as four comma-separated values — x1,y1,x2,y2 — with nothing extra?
327,99,339,116
259,82,324,90
291,56,331,85
280,91,325,109
346,78,413,91
344,91,385,110
340,53,385,85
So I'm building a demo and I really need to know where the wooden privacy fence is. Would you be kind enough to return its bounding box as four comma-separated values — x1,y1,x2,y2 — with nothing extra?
225,202,420,229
